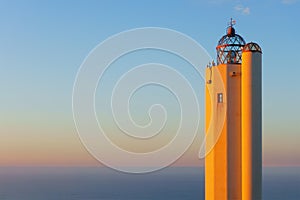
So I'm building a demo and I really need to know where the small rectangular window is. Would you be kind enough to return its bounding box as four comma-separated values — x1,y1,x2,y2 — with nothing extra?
217,93,223,103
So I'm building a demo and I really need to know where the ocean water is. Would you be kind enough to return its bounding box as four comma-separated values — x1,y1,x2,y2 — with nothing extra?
0,167,299,200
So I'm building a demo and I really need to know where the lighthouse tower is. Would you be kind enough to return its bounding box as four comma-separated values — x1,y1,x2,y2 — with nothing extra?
205,20,262,200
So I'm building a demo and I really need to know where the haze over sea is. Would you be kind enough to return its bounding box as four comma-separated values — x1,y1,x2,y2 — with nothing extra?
0,167,299,200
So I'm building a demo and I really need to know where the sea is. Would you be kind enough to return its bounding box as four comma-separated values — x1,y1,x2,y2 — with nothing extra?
0,167,299,200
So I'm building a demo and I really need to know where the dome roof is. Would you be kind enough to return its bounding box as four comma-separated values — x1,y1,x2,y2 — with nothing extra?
243,42,262,53
216,26,246,64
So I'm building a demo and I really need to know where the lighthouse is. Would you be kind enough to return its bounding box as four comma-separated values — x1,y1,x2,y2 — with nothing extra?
205,20,262,200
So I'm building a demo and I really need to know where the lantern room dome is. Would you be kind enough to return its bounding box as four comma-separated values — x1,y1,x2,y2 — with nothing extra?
216,26,246,65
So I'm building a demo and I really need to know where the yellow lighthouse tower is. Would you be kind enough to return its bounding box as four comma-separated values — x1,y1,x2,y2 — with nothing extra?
205,20,262,200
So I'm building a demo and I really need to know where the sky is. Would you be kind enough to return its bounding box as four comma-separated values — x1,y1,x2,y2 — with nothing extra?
0,0,300,167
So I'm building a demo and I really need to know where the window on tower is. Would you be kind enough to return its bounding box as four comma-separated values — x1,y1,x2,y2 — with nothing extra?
217,93,223,103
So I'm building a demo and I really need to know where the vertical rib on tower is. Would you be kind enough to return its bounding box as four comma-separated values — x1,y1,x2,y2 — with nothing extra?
241,43,262,200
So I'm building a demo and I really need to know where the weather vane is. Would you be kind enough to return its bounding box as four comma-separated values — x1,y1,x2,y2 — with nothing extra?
228,18,236,27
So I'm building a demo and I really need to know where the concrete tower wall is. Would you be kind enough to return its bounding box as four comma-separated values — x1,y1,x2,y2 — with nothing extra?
205,63,242,200
241,51,262,200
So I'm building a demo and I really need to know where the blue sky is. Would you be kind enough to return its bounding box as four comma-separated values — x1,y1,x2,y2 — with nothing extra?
0,0,300,166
